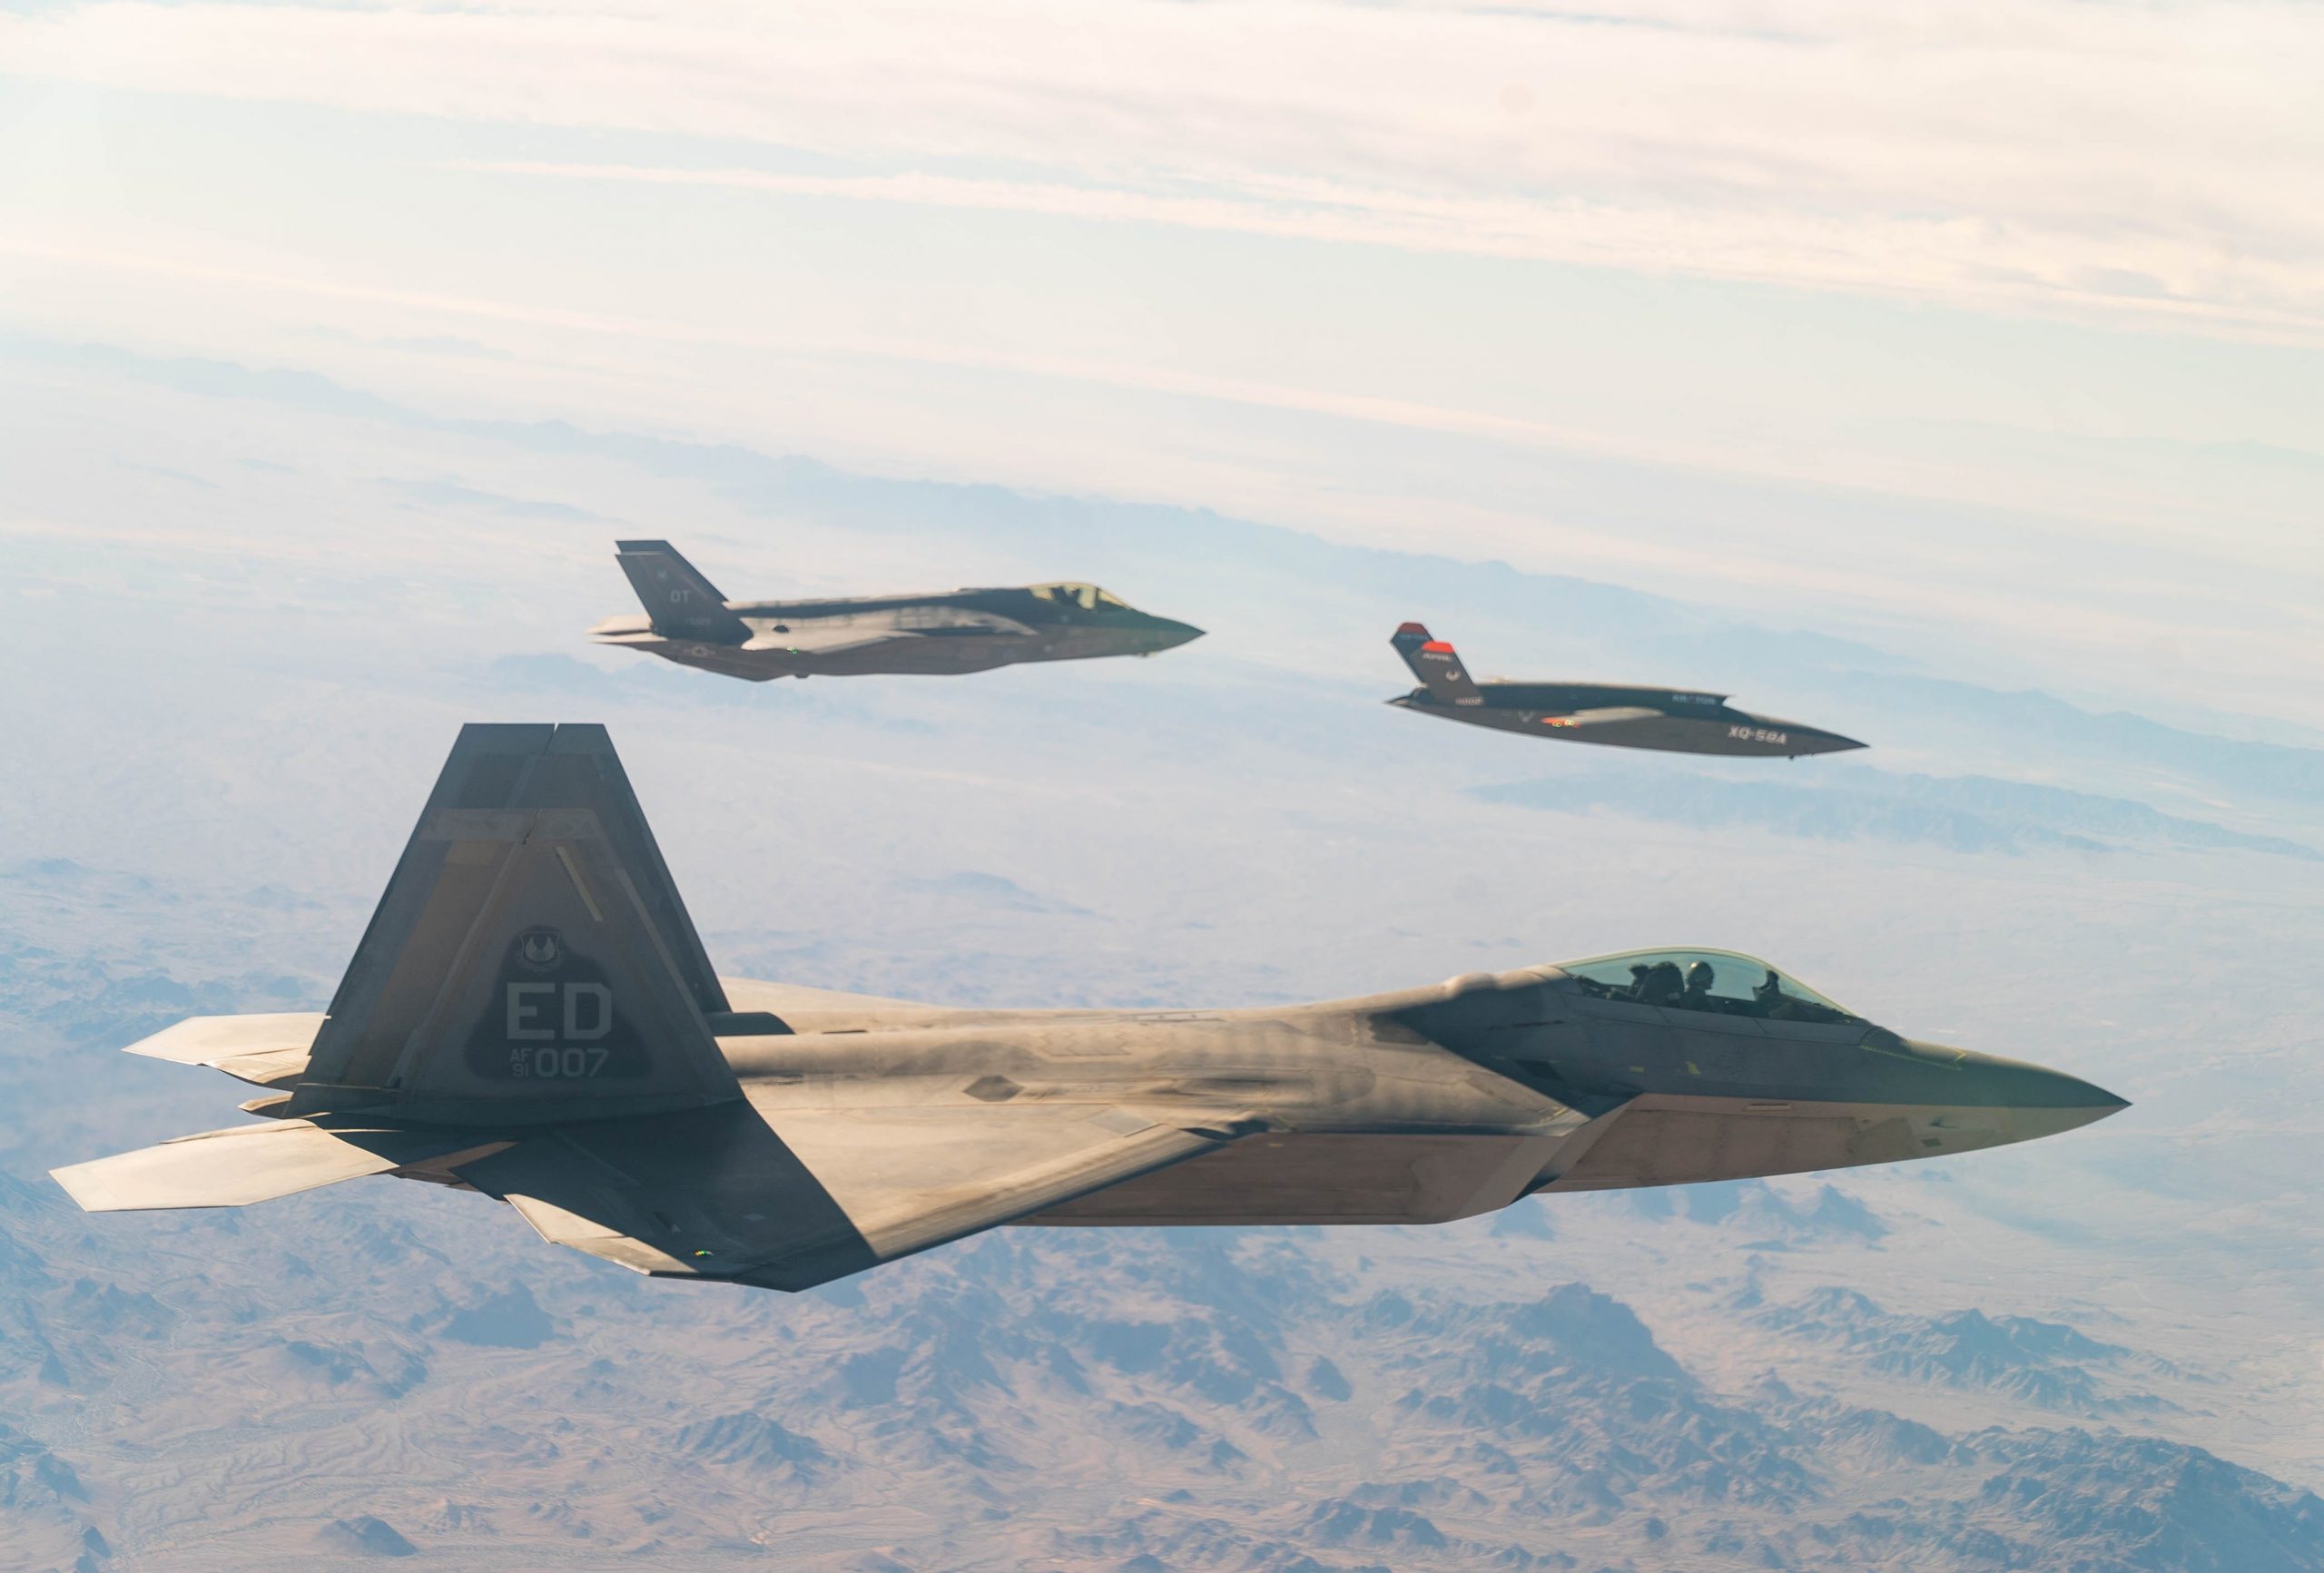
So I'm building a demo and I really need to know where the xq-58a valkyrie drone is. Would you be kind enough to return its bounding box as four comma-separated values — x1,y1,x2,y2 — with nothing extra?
54,725,2120,1293
1388,622,1866,758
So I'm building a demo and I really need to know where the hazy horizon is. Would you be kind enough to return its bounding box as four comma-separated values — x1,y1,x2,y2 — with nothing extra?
4,5,2320,1568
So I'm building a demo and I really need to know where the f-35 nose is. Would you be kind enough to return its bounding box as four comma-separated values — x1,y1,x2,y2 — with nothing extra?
1143,617,1205,651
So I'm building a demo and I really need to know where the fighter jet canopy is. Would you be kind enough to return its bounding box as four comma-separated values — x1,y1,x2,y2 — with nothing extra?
1558,948,1859,1024
1029,582,1137,611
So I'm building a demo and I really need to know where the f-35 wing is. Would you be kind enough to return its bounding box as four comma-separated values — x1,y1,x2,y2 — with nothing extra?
589,624,927,662
740,625,917,657
458,1098,1236,1292
741,613,1035,658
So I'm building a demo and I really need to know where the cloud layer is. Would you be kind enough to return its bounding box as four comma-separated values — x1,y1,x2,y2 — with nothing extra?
7,0,2323,339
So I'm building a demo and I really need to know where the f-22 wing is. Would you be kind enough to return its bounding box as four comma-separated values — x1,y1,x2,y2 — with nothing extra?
463,1099,1230,1290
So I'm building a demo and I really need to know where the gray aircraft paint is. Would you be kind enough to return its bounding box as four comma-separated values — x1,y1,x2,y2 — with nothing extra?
1388,622,1866,758
53,725,2118,1294
592,540,1203,680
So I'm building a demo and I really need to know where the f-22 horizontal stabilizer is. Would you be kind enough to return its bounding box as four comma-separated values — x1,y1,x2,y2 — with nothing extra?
49,1119,495,1212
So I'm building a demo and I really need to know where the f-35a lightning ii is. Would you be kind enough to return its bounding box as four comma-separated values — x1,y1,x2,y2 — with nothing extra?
1390,623,1866,758
589,540,1202,680
53,725,2118,1293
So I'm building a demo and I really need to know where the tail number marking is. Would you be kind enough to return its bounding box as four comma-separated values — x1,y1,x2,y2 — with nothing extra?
516,1045,611,1078
505,982,615,1079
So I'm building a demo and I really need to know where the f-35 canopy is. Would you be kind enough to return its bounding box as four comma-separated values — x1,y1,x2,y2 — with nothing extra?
1558,948,1858,1024
1028,582,1136,611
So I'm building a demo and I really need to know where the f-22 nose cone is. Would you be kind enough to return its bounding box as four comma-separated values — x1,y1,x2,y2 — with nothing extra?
1914,1040,2130,1140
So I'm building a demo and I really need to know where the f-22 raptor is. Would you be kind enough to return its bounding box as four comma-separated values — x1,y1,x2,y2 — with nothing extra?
54,725,2119,1293
590,540,1202,681
1390,623,1866,758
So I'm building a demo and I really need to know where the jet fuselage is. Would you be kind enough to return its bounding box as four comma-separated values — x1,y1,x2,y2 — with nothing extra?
1389,682,1865,758
709,955,2121,1229
57,728,2114,1295
1386,623,1866,757
592,542,1202,681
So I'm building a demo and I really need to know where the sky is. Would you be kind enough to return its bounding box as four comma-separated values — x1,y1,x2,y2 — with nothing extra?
6,7,2324,1538
3,0,2322,721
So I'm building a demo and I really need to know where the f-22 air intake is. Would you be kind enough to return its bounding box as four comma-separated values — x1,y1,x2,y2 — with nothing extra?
53,725,2119,1295
1388,623,1866,758
590,539,1202,681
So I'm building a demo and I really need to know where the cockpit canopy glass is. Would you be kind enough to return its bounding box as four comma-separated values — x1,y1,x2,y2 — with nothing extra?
1558,949,1859,1024
1029,582,1132,612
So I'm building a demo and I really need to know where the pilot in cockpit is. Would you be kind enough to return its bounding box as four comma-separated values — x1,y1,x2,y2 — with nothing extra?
1680,959,1718,1012
1627,960,1684,1006
1568,949,1856,1025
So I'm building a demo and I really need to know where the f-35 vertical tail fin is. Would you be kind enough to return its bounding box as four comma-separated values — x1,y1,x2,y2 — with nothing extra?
1392,623,1484,706
615,540,752,644
285,723,742,1126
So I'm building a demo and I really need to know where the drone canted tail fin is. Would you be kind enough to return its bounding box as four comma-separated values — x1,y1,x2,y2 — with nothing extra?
1391,622,1485,706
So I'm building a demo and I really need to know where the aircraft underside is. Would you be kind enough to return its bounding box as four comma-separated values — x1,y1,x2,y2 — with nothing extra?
1019,1092,2074,1226
1418,701,1861,758
642,632,1045,680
